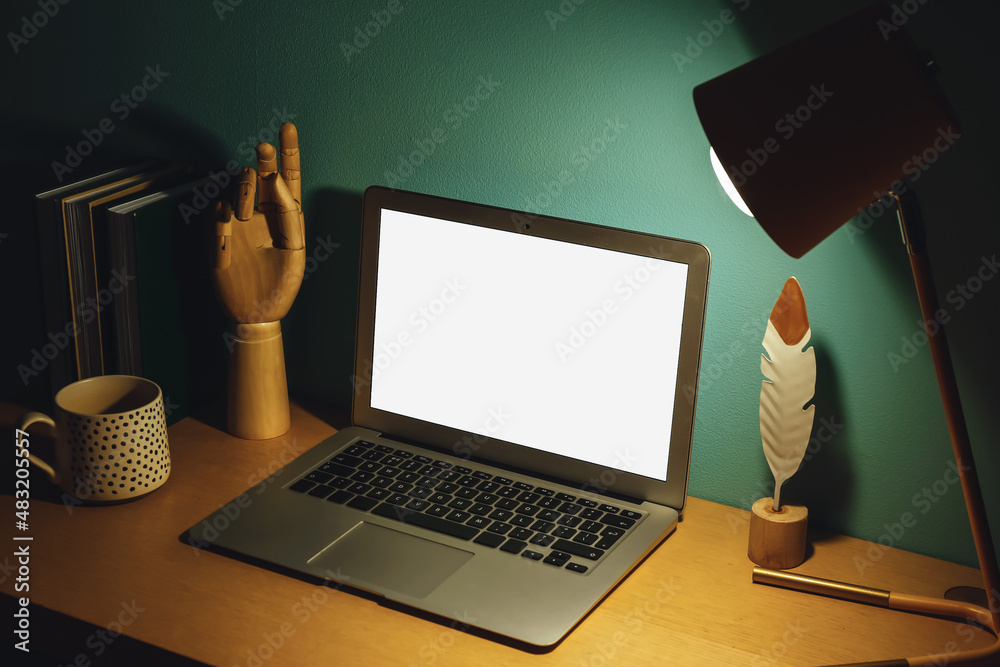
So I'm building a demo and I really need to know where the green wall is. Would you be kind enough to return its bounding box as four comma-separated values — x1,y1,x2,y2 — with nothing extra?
3,0,998,571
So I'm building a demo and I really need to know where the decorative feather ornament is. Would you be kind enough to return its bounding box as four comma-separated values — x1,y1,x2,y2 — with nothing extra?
760,277,816,511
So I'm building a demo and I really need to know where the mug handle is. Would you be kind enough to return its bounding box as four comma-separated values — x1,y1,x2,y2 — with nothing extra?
16,412,60,485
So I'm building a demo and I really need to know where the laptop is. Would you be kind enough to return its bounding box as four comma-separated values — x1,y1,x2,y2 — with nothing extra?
187,186,711,647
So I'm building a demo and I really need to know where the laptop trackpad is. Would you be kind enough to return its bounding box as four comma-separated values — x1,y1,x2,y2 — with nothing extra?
308,522,474,599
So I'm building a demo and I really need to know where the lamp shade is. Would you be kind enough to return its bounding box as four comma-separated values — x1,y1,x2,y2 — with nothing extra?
693,2,957,257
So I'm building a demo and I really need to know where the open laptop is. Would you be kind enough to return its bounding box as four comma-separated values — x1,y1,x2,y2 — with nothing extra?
187,186,711,647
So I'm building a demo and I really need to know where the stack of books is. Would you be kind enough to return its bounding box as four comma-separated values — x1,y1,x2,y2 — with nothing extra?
35,163,226,423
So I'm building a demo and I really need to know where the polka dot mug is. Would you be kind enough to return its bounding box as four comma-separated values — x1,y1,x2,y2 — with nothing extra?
16,375,170,502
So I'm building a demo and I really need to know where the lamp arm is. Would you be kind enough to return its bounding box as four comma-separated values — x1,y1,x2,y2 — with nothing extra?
892,190,1000,663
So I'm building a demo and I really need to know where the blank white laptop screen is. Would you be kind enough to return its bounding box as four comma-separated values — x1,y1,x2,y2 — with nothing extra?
370,209,688,482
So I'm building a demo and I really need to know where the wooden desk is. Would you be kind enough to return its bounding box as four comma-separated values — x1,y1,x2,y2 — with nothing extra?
3,402,995,666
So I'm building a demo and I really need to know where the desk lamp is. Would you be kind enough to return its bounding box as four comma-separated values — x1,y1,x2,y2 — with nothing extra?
693,3,999,665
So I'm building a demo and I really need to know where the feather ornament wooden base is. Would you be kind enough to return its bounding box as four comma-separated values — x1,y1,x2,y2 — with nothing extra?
748,497,808,569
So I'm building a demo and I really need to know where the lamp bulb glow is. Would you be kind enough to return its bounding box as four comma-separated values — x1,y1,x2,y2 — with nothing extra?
710,147,754,218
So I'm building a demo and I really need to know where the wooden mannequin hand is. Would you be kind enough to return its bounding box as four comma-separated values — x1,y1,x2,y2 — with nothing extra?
212,123,305,325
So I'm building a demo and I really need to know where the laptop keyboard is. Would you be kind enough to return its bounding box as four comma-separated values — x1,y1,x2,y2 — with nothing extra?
287,439,645,574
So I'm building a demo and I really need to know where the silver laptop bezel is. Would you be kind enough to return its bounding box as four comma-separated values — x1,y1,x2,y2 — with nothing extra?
352,186,710,511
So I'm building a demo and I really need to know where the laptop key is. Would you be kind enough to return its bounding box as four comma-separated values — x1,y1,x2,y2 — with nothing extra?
359,462,381,473
557,516,581,528
560,502,583,515
534,487,554,496
356,440,376,448
531,521,556,533
416,476,439,489
326,490,354,504
497,486,520,499
455,487,479,499
289,479,316,493
620,510,642,520
432,460,453,469
347,496,379,511
405,499,430,511
513,482,534,491
595,535,620,550
598,504,620,514
397,472,420,483
552,527,576,539
453,466,472,475
577,499,598,508
476,492,499,504
579,509,602,521
426,504,450,518
500,539,527,554
473,471,492,480
493,477,513,485
538,497,561,509
477,481,500,493
516,504,540,516
457,476,479,487
469,503,492,516
488,509,513,522
521,550,544,560
509,515,534,528
367,488,391,500
566,563,589,574
386,493,409,505
551,539,605,561
347,482,372,495
305,470,334,485
343,444,366,457
436,482,459,495
374,444,394,453
555,493,576,502
580,521,603,533
369,476,393,488
495,499,518,510
509,528,532,541
413,455,433,464
362,450,385,462
530,534,554,547
573,532,599,546
466,516,491,530
350,471,374,482
537,510,560,522
446,498,470,510
307,485,335,499
388,482,412,494
486,522,512,535
446,510,472,523
429,493,454,505
473,532,505,548
600,515,636,530
319,462,354,478
543,551,570,566
371,503,478,541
